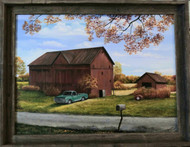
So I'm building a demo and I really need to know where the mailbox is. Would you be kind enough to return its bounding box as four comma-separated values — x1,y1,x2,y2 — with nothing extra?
116,104,126,111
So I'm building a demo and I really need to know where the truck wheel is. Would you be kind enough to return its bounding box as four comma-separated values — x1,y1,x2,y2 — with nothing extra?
81,97,85,101
135,95,143,101
68,100,72,104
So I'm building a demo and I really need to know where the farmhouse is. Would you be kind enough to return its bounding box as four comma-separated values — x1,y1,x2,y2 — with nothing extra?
136,72,167,89
28,47,114,97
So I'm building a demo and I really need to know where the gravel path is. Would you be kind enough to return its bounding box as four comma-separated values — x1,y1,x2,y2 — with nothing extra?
17,112,178,132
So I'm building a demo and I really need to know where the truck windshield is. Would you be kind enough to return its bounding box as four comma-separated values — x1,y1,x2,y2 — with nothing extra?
63,91,72,95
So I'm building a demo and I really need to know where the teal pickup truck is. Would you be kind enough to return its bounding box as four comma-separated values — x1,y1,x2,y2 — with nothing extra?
54,90,88,104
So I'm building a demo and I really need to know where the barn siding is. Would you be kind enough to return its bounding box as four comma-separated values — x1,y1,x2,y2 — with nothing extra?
29,48,114,97
91,49,113,96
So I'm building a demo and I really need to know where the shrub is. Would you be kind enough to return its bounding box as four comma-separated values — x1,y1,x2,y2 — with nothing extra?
114,81,128,90
43,86,61,96
134,87,171,99
168,85,176,92
156,88,170,98
88,93,98,98
21,85,40,91
78,74,98,94
18,73,29,81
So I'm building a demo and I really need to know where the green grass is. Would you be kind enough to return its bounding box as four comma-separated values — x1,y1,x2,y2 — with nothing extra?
17,81,29,89
17,89,177,117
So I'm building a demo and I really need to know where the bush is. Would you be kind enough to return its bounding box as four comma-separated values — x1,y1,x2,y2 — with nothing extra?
78,74,98,94
114,81,128,90
43,86,61,96
156,88,170,98
134,87,170,99
168,85,176,92
18,73,29,81
21,85,40,91
88,93,98,98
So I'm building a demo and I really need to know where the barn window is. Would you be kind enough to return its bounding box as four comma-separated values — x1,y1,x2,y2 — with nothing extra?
93,65,95,68
110,80,111,82
109,65,110,68
101,72,103,75
142,82,152,88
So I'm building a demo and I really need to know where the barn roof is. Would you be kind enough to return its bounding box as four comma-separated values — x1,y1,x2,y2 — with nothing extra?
136,72,167,84
28,47,114,66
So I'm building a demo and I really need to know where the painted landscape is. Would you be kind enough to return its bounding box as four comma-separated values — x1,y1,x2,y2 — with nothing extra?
16,14,176,134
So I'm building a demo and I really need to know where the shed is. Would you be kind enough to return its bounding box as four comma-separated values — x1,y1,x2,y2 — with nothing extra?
136,72,167,89
28,47,114,97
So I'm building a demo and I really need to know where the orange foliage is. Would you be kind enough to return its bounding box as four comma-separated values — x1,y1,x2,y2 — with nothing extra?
162,75,176,85
23,14,174,54
114,81,128,90
114,74,139,83
78,74,98,93
21,85,40,91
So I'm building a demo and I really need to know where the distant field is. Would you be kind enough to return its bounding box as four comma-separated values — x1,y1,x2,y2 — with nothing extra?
17,81,29,89
123,83,137,87
112,89,137,96
112,83,137,96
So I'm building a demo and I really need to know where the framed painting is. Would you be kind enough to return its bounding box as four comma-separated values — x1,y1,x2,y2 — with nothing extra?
0,0,190,146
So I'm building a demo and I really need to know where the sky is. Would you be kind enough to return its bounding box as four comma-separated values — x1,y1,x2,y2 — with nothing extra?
16,15,176,76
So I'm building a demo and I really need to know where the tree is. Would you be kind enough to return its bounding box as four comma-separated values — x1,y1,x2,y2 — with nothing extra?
22,14,174,54
16,56,26,76
154,71,162,76
78,74,98,94
18,73,29,81
113,61,122,75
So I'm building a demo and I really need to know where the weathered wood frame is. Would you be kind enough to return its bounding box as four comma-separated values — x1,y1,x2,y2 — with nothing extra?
0,0,189,146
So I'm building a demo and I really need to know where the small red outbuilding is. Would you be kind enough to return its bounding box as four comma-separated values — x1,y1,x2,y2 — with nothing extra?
136,72,167,89
28,47,114,97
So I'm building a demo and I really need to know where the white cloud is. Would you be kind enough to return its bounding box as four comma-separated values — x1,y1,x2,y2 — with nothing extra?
134,52,164,59
40,41,66,49
121,63,131,67
112,52,126,57
36,21,87,39
75,41,104,48
133,69,145,73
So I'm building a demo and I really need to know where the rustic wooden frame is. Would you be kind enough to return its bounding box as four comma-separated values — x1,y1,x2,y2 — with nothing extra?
0,0,189,146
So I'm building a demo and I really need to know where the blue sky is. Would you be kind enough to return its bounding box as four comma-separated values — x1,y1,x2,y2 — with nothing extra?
16,15,176,76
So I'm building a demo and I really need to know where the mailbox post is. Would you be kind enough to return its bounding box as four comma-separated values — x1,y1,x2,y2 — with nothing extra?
116,104,126,131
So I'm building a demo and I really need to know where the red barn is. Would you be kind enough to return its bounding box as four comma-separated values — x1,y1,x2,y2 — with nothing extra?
136,72,167,89
28,47,114,97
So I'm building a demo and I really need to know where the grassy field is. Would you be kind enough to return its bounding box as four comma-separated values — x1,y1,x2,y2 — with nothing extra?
17,89,177,117
123,83,137,87
17,81,29,89
112,89,137,96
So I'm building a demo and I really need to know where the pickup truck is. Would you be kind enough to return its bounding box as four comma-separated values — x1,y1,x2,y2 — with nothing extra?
54,90,88,104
